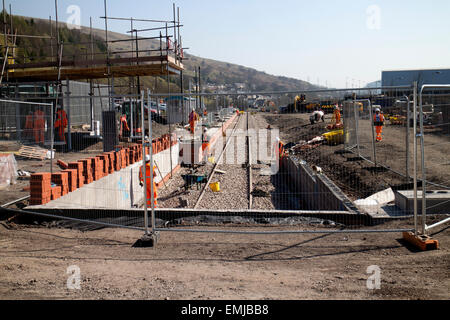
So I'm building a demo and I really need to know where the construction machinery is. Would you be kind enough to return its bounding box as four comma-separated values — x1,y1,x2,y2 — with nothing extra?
283,94,307,113
420,104,442,126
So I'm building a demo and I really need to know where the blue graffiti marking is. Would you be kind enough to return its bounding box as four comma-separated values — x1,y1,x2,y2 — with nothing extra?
118,177,129,200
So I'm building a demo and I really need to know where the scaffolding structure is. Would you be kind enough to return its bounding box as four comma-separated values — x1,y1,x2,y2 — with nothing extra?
1,1,185,88
0,0,188,151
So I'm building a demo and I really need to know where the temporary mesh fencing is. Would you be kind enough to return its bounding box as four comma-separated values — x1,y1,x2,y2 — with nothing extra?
0,99,53,149
416,85,450,234
2,85,447,236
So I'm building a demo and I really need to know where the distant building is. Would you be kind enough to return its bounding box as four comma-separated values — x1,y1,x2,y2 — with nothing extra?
234,83,246,90
382,68,450,133
382,68,450,89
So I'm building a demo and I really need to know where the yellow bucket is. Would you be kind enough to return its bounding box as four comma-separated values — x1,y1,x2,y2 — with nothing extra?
322,129,344,145
209,182,220,192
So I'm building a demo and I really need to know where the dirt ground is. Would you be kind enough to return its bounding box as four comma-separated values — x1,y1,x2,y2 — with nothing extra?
0,112,449,301
261,112,450,200
0,216,448,300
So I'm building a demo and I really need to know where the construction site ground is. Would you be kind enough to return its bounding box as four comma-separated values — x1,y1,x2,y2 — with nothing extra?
0,217,448,300
157,113,297,211
1,112,449,300
260,112,450,200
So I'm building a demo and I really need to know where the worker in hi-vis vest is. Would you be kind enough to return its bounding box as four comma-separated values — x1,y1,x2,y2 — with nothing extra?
33,107,46,144
24,111,34,141
119,114,130,139
189,109,198,134
333,104,341,125
139,155,158,207
201,128,210,161
276,137,287,162
54,107,68,142
373,107,385,142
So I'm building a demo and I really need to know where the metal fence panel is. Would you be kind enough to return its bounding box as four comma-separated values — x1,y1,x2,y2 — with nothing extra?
67,81,110,127
343,88,415,180
0,99,53,148
418,87,450,232
1,86,430,236
147,88,416,235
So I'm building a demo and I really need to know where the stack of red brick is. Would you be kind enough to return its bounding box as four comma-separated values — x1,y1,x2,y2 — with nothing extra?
147,133,177,154
29,173,52,205
62,168,78,192
28,137,177,205
68,161,84,188
51,172,69,196
80,159,94,184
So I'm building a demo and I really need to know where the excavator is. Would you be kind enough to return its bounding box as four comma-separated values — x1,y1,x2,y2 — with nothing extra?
282,94,306,113
294,94,306,112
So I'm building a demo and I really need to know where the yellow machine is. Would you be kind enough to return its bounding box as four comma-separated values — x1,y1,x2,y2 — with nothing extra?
294,94,306,112
389,115,406,125
294,95,301,112
323,129,344,145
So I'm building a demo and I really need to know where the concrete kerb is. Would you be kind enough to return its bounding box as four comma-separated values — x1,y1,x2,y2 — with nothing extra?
22,206,360,226
281,156,363,214
15,206,416,234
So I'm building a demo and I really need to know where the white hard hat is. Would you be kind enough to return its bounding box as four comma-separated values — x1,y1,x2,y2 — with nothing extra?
375,108,380,112
145,154,150,162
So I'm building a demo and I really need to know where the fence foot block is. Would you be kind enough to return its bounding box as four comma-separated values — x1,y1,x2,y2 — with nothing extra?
132,231,160,248
402,231,439,251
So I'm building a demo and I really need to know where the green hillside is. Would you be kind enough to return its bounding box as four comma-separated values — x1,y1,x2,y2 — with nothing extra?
0,11,106,64
2,13,316,96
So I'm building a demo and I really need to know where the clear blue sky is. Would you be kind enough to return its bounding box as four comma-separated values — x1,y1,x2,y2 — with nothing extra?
7,0,450,88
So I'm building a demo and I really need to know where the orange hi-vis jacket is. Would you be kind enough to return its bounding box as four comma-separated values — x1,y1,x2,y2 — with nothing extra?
33,109,45,143
373,113,385,126
139,163,157,184
25,114,34,129
189,111,198,133
334,108,341,124
24,113,34,139
189,111,199,122
119,115,130,137
278,141,286,159
139,163,158,206
34,110,45,127
55,109,68,141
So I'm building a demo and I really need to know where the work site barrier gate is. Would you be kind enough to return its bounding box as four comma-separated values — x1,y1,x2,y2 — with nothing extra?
1,85,448,241
416,84,450,235
0,99,53,149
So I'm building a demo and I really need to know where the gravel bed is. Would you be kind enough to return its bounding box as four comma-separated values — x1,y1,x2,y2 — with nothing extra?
196,114,249,210
157,116,245,210
251,164,276,210
157,164,212,209
157,112,306,213
249,113,277,210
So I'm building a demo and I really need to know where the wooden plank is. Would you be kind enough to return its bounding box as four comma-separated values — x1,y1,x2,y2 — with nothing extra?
17,145,48,160
7,61,182,81
6,55,170,70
